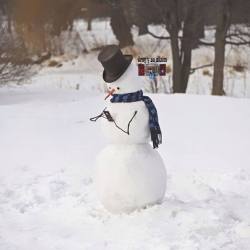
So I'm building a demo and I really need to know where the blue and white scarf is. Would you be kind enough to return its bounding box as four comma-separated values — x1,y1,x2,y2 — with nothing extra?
110,90,162,148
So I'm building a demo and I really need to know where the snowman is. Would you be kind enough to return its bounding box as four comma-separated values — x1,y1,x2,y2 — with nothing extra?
91,45,166,214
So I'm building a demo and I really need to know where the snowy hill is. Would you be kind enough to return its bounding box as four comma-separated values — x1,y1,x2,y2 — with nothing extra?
1,85,250,250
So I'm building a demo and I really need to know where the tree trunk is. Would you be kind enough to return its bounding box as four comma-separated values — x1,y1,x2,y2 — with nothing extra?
167,0,197,94
180,44,192,93
170,30,182,93
167,1,182,93
180,22,192,93
179,0,199,93
7,13,12,33
87,17,92,31
110,4,134,48
212,0,231,95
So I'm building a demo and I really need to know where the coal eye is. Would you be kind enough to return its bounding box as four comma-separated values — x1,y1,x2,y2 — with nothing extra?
117,87,120,90
108,86,111,89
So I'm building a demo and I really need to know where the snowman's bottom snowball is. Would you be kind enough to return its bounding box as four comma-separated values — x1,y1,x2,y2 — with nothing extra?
94,144,167,214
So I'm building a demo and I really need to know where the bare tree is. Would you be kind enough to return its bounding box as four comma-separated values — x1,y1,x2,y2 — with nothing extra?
146,0,250,95
0,13,33,85
212,0,231,95
145,0,204,93
197,0,250,96
108,0,134,48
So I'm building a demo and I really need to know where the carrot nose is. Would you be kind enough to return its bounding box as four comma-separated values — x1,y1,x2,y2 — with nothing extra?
105,89,115,100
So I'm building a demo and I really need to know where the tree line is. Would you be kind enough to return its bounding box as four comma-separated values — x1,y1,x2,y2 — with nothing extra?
1,0,250,94
122,0,250,95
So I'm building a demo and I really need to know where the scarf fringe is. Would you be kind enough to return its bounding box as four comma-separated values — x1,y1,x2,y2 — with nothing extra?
150,127,162,149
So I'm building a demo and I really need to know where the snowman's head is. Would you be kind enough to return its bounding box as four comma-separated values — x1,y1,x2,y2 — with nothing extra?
105,61,142,99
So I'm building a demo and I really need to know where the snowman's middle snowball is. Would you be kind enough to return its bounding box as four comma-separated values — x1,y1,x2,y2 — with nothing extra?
101,101,151,144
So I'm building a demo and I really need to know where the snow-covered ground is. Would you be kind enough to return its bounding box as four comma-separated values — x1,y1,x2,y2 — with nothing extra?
1,80,250,250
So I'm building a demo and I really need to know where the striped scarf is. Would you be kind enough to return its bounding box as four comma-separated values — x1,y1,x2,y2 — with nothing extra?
110,90,162,148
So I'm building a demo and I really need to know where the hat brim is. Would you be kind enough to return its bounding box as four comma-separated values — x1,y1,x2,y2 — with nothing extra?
102,55,133,83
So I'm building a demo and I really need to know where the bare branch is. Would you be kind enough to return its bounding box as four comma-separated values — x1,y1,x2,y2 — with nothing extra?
225,40,250,46
190,63,213,74
198,40,215,46
147,30,173,40
226,32,250,38
199,39,250,47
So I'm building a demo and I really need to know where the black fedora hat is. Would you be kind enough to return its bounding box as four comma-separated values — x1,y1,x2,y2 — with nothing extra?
98,45,133,83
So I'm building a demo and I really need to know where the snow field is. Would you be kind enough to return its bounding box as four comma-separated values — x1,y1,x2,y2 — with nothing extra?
1,84,250,249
